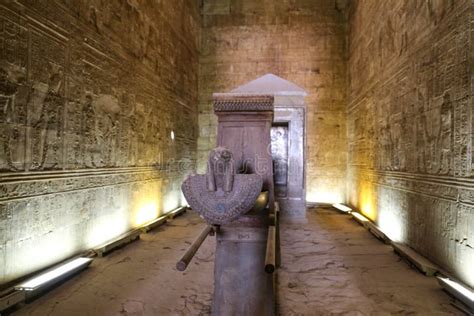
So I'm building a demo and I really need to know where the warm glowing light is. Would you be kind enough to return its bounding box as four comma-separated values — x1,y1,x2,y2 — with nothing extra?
15,258,92,291
378,209,404,242
438,277,474,308
358,183,377,220
131,183,162,228
133,201,159,227
306,190,344,204
352,212,369,222
180,191,188,206
164,191,181,213
332,203,352,213
11,225,78,284
86,211,129,248
171,130,175,140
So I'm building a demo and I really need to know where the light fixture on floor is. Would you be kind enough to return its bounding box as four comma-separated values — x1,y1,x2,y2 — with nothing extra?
349,211,390,242
167,205,188,219
332,203,352,213
94,229,142,257
392,242,439,276
14,257,93,291
351,211,369,223
140,214,168,233
437,276,474,312
95,205,188,256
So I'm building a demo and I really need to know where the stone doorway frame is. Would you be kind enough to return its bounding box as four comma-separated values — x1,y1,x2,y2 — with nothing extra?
273,94,307,221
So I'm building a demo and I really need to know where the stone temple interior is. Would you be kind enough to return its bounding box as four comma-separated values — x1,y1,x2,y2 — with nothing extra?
0,0,473,315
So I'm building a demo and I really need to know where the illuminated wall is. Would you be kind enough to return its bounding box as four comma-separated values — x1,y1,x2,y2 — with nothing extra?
0,0,199,286
347,0,474,287
198,0,349,204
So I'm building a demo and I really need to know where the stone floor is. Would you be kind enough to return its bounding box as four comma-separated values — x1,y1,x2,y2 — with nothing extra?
277,207,461,315
12,207,461,315
13,212,215,316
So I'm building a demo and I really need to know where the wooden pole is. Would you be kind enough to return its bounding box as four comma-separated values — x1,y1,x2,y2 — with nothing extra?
265,225,276,273
176,225,213,271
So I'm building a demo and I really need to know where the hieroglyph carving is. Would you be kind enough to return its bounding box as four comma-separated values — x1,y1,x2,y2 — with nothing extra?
28,64,64,171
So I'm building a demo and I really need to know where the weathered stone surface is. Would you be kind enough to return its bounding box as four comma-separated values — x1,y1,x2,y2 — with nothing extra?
0,0,200,285
221,74,309,220
213,224,274,316
190,91,276,314
347,0,474,287
13,213,216,316
198,0,348,204
278,207,462,315
2,0,473,300
12,209,461,316
213,93,276,209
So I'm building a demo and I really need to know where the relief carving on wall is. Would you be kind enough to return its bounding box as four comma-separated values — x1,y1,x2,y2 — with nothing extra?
0,6,198,172
360,50,470,178
357,0,471,177
28,63,64,171
80,93,120,168
437,92,454,175
0,63,26,171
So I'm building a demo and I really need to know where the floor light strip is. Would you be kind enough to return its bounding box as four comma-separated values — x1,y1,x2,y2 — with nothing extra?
349,211,390,243
94,205,188,256
365,222,390,243
332,203,352,213
14,257,93,291
437,276,474,312
94,229,142,257
351,211,369,224
167,205,188,219
140,214,168,233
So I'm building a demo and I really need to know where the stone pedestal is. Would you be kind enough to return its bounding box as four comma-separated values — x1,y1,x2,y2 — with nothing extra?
182,89,278,316
213,94,275,211
227,74,308,222
212,214,274,316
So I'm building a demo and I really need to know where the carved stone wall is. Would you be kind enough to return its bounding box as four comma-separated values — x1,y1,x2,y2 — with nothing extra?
348,0,473,287
0,0,200,285
198,0,349,204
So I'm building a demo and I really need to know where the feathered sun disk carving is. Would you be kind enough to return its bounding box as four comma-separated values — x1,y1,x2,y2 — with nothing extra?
182,147,263,225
